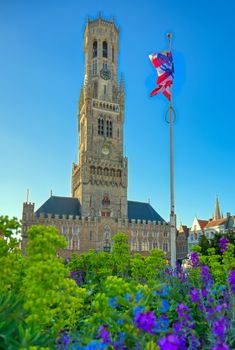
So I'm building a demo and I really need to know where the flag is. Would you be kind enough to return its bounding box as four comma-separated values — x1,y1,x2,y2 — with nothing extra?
149,51,174,101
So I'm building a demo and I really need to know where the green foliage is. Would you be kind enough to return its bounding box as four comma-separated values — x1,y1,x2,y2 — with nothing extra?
198,235,210,255
0,292,51,350
111,232,130,277
0,216,25,293
22,225,86,334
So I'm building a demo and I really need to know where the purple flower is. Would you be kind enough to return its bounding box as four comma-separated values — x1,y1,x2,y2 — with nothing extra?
97,325,111,344
212,317,228,340
228,270,235,293
177,303,190,318
134,311,156,334
190,288,200,303
219,237,229,253
172,321,182,333
114,331,125,350
200,265,213,286
70,271,76,278
158,334,183,350
212,340,229,350
201,289,207,298
190,252,200,268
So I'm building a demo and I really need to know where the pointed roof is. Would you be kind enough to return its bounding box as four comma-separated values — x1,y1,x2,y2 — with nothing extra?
178,224,188,234
197,219,208,231
213,195,221,220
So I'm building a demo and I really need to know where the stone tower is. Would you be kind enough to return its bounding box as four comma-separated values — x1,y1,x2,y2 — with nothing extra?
71,14,128,219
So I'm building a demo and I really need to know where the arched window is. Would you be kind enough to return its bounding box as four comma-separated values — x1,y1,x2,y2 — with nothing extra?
93,80,98,99
106,120,113,138
112,85,117,103
163,242,168,252
152,241,158,249
98,118,104,135
93,41,97,58
92,60,97,76
72,236,79,250
103,41,108,58
112,46,114,63
141,238,149,251
131,237,139,251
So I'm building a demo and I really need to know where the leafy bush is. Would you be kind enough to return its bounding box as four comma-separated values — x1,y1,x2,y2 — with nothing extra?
0,217,234,349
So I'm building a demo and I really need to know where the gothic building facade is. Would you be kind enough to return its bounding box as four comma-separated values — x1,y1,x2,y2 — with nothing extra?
22,15,170,259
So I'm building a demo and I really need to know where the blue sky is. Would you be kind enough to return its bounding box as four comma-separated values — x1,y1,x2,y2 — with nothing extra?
0,0,235,227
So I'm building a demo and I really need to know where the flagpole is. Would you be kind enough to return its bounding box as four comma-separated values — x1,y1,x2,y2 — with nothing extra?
167,32,176,269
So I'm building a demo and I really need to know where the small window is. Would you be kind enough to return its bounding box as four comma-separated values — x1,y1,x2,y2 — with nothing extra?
163,242,168,252
106,120,113,138
93,41,97,58
92,60,97,75
98,118,104,136
104,85,106,95
153,242,158,249
103,41,108,58
93,80,98,99
72,227,78,235
112,46,114,62
62,226,67,235
103,62,108,69
90,231,92,241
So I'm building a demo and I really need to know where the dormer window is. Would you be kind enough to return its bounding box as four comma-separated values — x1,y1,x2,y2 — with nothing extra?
103,41,108,58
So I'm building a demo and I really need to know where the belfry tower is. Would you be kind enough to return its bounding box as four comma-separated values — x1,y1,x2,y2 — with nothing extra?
22,14,168,258
71,14,128,219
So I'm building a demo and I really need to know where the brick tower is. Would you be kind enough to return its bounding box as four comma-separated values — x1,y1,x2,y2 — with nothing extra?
71,14,128,219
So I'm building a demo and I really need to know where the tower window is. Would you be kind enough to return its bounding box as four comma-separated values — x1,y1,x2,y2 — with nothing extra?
93,41,97,58
112,85,117,103
103,41,108,58
92,60,97,75
104,85,106,95
112,46,114,63
93,80,98,99
98,118,104,136
106,120,113,138
103,62,108,70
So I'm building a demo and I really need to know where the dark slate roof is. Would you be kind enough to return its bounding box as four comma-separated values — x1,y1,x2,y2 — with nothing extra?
35,196,81,218
128,200,165,223
35,196,165,223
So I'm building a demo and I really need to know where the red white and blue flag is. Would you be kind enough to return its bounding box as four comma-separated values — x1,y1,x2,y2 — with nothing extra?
149,51,174,101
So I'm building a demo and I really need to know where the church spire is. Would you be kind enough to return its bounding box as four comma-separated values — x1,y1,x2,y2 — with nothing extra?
213,195,221,221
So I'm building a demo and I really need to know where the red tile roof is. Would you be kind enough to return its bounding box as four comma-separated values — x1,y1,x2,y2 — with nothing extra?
197,219,208,231
205,218,226,228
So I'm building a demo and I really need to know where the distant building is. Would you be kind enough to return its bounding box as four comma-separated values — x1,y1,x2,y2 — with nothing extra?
188,196,235,250
176,224,189,260
22,15,170,259
188,217,208,252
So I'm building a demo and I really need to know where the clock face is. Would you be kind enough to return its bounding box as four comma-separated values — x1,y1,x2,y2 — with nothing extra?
100,68,111,80
102,145,110,155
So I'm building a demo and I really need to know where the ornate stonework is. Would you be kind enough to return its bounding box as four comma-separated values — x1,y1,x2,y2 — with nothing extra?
22,15,170,259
